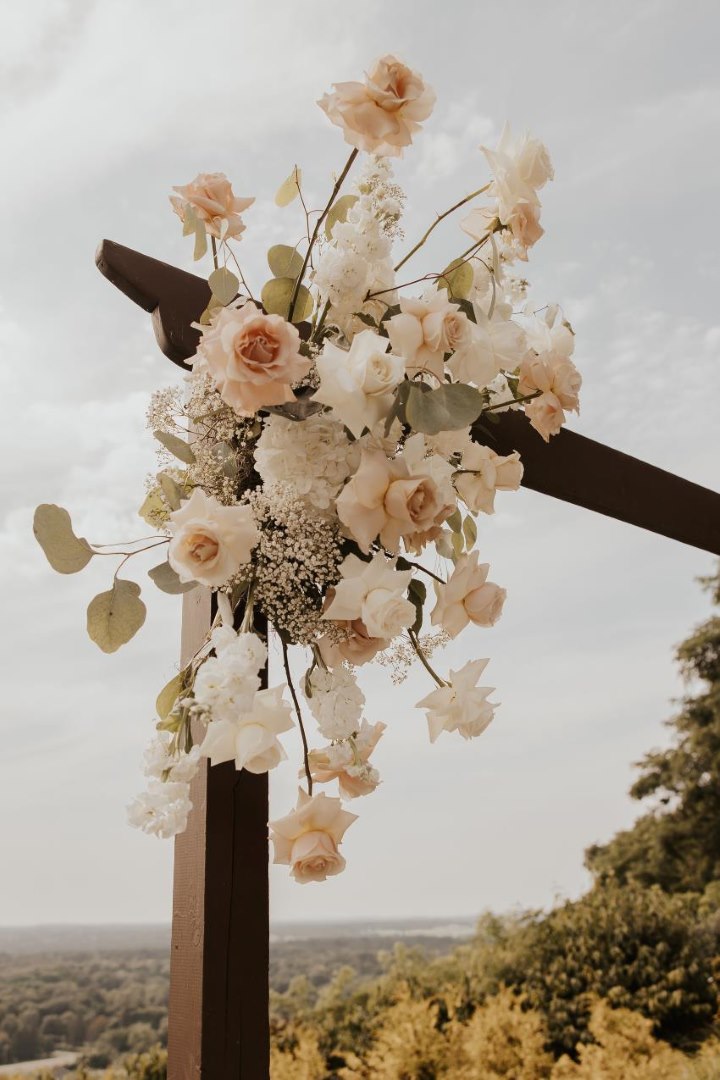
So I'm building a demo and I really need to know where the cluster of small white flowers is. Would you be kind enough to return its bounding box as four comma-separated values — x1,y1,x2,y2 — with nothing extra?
304,665,365,740
246,487,344,644
313,157,404,320
146,385,184,434
375,630,450,685
193,627,268,722
253,414,354,510
127,733,202,839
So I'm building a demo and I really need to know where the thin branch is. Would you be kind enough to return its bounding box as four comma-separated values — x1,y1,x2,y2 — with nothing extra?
288,148,359,321
282,638,313,796
394,183,491,273
403,559,445,584
408,630,446,688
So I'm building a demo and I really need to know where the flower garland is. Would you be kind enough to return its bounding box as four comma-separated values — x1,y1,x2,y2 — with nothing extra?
34,54,581,884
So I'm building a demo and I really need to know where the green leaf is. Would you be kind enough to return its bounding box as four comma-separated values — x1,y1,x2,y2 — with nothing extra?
153,430,196,464
268,245,304,279
261,277,313,322
211,441,239,478
408,578,427,635
405,382,485,436
87,579,146,653
208,267,239,306
438,258,474,300
193,220,208,261
451,531,465,559
138,490,167,527
156,712,183,733
446,508,462,533
158,472,184,511
156,669,189,720
325,195,358,239
463,515,478,549
275,166,302,207
33,504,94,574
148,561,197,595
384,379,413,436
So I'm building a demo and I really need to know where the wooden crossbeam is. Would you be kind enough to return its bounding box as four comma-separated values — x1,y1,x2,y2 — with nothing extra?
96,237,720,1079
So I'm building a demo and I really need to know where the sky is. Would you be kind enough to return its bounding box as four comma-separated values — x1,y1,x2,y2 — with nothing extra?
0,0,718,927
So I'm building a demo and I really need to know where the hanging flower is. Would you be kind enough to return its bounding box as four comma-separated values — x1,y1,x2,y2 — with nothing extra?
416,659,497,742
308,720,385,798
199,685,293,773
431,550,506,638
270,790,358,883
454,443,524,514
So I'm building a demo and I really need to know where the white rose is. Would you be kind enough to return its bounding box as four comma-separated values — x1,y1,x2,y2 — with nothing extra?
168,488,258,587
313,330,405,438
361,587,416,639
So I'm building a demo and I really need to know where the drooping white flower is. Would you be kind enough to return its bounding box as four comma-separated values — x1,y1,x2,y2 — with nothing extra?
308,719,385,798
304,664,365,741
454,443,523,515
323,553,415,641
127,780,193,839
416,658,497,743
199,685,293,773
313,330,406,438
270,789,358,883
253,414,354,510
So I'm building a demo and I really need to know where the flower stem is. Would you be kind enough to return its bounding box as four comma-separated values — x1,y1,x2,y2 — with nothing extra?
403,559,445,584
482,389,541,413
282,638,313,796
408,630,447,688
211,236,219,271
288,148,359,322
394,183,491,273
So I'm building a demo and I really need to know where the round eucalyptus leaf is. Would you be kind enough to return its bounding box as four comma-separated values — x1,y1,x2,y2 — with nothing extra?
148,560,197,595
325,195,358,239
87,579,147,654
261,278,313,322
208,267,239,306
33,504,94,575
268,245,304,279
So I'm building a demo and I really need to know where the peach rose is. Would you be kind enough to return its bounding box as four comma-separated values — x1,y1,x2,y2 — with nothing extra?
318,590,389,668
336,446,454,554
318,54,435,157
168,488,258,587
455,443,523,515
308,721,385,799
431,550,506,638
524,392,566,442
506,201,544,257
270,790,357,884
170,172,254,240
194,301,310,416
386,289,472,380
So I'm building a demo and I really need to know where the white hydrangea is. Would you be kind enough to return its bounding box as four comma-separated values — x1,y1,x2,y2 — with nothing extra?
127,780,193,839
194,629,267,721
304,665,365,741
253,414,354,510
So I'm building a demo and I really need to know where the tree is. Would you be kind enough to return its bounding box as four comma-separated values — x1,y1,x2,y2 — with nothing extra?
586,566,720,894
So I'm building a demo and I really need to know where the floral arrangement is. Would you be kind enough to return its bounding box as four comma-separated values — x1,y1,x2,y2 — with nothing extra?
33,55,580,884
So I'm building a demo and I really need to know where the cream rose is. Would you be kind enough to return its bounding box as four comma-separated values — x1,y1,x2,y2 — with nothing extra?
506,201,544,256
455,443,523,514
431,550,506,638
524,392,566,441
448,310,528,390
270,790,357,884
313,330,405,438
194,301,310,416
318,54,436,157
308,721,385,799
170,172,254,240
168,488,258,587
323,553,415,642
386,289,472,380
318,591,388,668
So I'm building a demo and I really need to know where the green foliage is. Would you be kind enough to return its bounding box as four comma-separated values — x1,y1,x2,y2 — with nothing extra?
267,245,304,279
261,277,313,322
33,505,94,574
86,579,146,653
275,166,302,208
405,382,485,436
587,565,720,894
152,430,195,465
207,267,239,306
147,561,196,595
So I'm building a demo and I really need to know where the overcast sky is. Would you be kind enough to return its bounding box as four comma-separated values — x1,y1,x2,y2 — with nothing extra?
0,0,718,928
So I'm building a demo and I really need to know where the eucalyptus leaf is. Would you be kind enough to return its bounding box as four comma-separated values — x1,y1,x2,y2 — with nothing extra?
451,531,465,559
275,166,302,207
158,472,184,511
212,441,239,478
261,277,313,322
87,579,146,653
383,379,413,436
324,195,358,239
405,382,484,436
438,258,474,300
156,712,183,733
156,669,189,720
446,508,463,533
208,267,239,306
463,515,478,549
138,490,167,527
153,430,196,464
268,245,304,279
33,504,94,574
148,561,197,595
